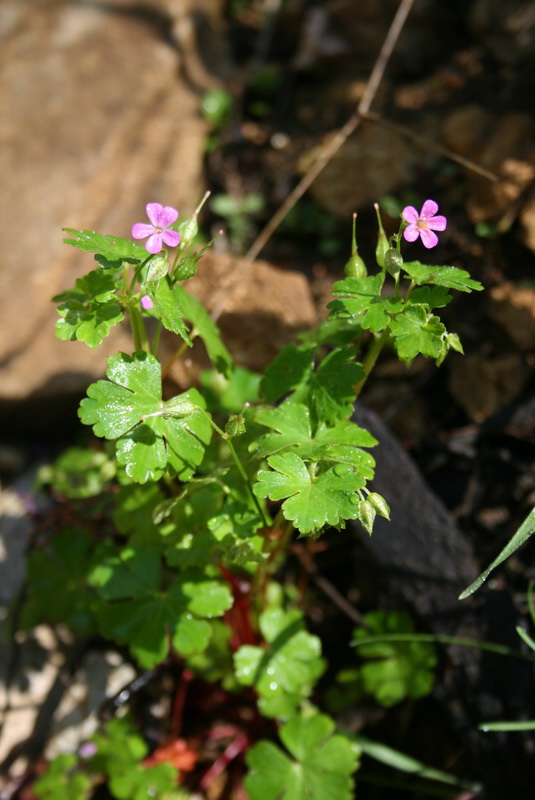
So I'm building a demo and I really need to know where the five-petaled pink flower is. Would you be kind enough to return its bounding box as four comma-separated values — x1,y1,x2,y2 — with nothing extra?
402,200,447,249
132,203,181,254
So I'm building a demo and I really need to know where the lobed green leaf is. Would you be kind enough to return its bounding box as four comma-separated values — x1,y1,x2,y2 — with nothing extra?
79,352,212,482
54,269,124,348
402,261,483,292
63,228,148,264
254,452,364,534
245,713,359,800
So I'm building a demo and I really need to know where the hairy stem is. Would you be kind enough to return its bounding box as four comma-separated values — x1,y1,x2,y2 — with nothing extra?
353,329,389,400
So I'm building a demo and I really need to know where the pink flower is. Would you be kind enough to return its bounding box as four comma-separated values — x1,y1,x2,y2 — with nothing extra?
141,295,153,310
402,200,447,249
132,203,181,254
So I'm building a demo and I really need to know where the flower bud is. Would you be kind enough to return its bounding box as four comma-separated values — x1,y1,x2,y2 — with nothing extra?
164,396,198,417
384,248,403,279
145,252,169,282
344,213,367,279
174,254,199,281
358,499,376,535
225,413,246,438
178,191,210,249
367,492,390,520
374,203,389,269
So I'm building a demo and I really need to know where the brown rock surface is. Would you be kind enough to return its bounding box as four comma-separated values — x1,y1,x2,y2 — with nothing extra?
298,124,414,217
0,0,207,402
0,0,316,421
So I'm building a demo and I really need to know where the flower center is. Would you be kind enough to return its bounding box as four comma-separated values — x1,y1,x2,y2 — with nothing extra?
416,219,429,230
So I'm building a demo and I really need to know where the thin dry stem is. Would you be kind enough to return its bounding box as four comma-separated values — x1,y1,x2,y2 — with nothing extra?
210,0,416,322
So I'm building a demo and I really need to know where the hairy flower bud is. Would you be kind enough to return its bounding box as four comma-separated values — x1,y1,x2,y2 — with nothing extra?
345,213,367,279
359,499,376,535
384,248,403,279
374,203,389,269
367,492,390,520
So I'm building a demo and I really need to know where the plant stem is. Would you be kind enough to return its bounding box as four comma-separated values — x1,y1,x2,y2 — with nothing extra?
151,321,163,357
353,632,535,663
129,304,148,352
161,329,199,380
200,410,270,529
353,329,389,399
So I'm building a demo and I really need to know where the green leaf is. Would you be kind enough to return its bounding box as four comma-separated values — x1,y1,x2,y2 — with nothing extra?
38,445,116,499
408,285,452,309
254,452,364,534
173,284,233,376
33,753,91,800
261,345,315,404
402,261,483,292
329,274,403,332
53,269,124,348
148,276,192,345
79,352,211,482
113,483,167,545
352,611,437,707
245,713,359,800
253,401,376,478
234,609,325,718
201,365,261,413
63,228,148,264
390,306,445,360
21,528,99,635
90,718,179,800
90,546,232,667
460,505,535,599
350,734,481,793
307,348,363,423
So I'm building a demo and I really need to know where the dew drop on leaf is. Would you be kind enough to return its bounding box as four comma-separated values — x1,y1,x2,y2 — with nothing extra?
334,464,353,477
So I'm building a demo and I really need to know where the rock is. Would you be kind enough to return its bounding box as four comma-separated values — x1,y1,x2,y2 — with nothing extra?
469,0,535,64
298,124,414,217
487,282,535,351
448,351,529,421
0,0,208,403
442,106,535,225
442,105,491,158
180,252,318,373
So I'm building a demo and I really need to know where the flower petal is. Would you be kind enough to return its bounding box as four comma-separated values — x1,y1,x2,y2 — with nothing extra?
161,229,180,248
428,215,447,231
159,205,179,227
420,199,439,219
141,295,154,310
419,228,438,248
402,206,419,223
146,202,164,226
145,233,163,254
132,223,153,239
403,224,419,242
